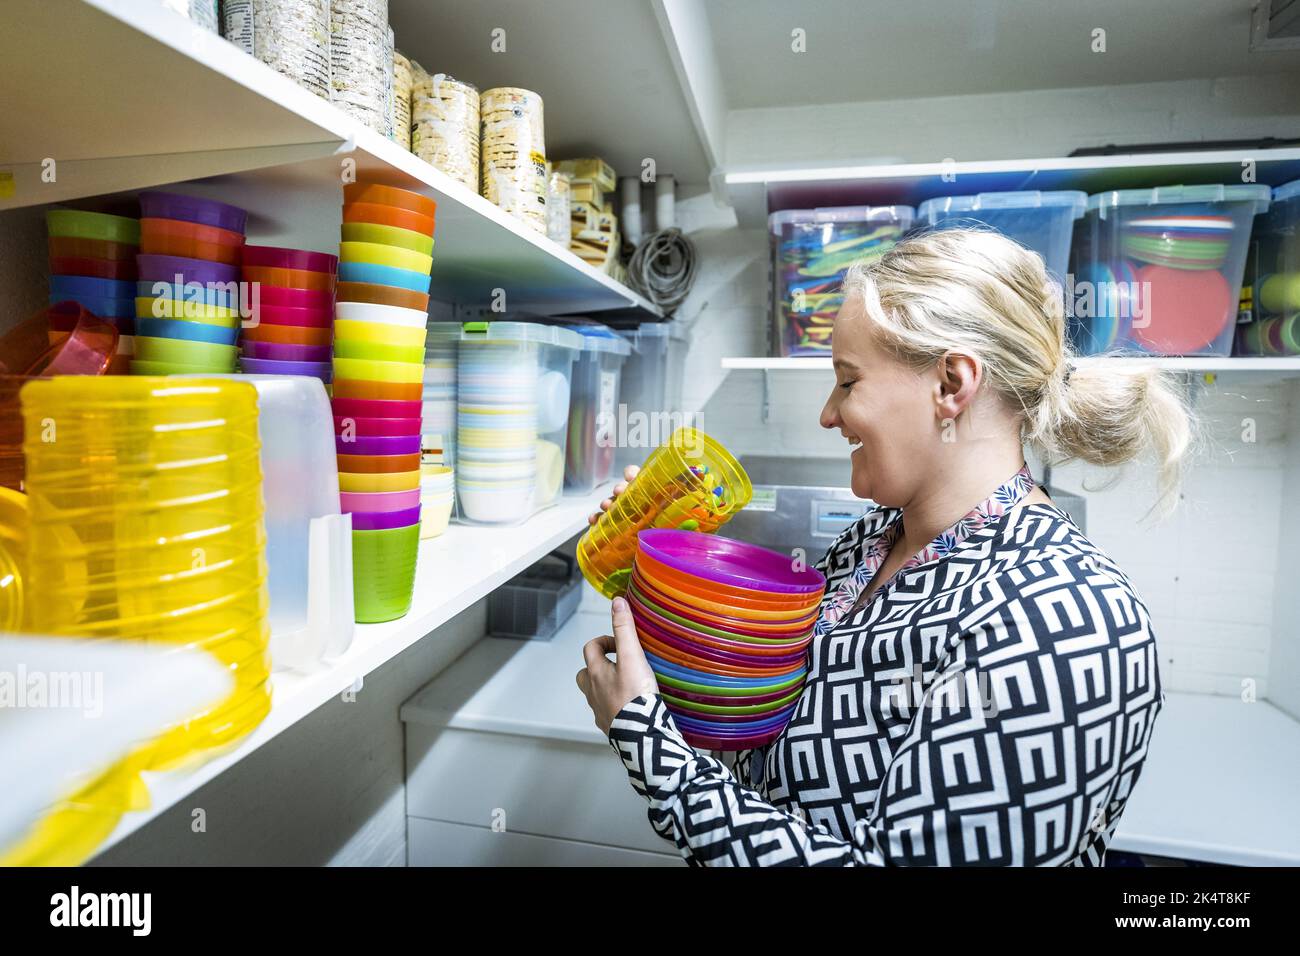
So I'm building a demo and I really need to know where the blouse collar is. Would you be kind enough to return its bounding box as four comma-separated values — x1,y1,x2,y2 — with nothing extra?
815,464,1037,636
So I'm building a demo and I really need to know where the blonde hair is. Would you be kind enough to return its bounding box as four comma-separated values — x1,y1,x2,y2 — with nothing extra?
843,228,1194,514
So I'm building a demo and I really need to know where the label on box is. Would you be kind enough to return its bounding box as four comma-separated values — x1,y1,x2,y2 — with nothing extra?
748,487,778,512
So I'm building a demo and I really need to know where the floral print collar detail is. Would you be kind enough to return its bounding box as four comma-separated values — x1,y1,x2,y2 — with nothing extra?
814,464,1037,637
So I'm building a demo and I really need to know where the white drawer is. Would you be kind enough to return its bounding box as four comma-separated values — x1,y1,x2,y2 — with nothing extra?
408,817,682,867
405,725,668,854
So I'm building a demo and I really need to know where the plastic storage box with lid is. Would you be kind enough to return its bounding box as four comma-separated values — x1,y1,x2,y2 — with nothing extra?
1068,184,1271,357
611,321,693,475
1236,179,1300,356
423,321,582,525
562,323,631,493
916,190,1085,279
769,205,915,357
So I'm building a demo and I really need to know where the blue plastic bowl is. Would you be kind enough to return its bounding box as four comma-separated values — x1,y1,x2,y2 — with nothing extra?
47,292,135,319
135,317,241,346
338,261,432,293
49,274,135,299
644,650,808,688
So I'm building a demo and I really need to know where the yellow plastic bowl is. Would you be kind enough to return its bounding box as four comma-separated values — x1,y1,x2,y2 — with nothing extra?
333,318,428,348
339,469,421,492
339,240,432,276
341,221,434,256
135,296,241,326
333,356,425,384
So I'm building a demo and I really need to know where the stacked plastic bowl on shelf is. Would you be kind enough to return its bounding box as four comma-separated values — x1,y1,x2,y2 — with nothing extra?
45,208,140,373
334,182,438,624
132,191,247,375
456,341,539,524
239,246,339,380
628,530,825,751
418,463,454,539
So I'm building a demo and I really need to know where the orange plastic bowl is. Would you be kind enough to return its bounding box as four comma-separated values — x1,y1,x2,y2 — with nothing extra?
633,566,822,622
636,550,824,612
336,281,429,311
634,628,807,678
342,202,436,237
47,236,138,262
331,378,423,402
241,323,332,347
631,571,820,632
336,452,421,474
242,264,335,293
139,217,244,265
343,183,438,220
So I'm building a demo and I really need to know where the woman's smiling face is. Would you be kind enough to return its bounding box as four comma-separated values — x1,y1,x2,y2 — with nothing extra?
820,295,938,506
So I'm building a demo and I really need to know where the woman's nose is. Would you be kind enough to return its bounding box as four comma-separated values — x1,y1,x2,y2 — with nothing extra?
820,394,839,430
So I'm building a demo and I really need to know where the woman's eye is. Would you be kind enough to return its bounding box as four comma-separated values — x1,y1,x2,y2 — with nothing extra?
839,380,855,391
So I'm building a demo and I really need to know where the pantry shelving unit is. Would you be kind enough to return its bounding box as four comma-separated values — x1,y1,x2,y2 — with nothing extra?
89,487,611,858
0,0,662,317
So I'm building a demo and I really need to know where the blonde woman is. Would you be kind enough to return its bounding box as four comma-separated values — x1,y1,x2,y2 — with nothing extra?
576,228,1191,866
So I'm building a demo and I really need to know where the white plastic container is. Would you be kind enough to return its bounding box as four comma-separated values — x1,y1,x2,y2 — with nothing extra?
612,321,692,475
424,321,581,523
180,373,348,669
563,324,630,493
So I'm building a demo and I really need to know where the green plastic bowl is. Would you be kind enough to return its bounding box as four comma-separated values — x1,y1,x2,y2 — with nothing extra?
341,221,434,256
133,335,238,368
332,338,426,364
351,523,420,623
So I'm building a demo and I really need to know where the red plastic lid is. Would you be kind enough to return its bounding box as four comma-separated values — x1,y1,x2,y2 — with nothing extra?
242,245,339,273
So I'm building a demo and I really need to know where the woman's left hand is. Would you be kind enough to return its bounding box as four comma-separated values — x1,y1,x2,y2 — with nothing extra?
577,596,659,736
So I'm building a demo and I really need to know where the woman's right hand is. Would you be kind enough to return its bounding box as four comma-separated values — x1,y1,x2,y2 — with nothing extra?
588,464,640,525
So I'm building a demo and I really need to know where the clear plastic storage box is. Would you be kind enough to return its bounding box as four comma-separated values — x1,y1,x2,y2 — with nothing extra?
769,205,915,357
612,321,693,476
1069,184,1272,357
1236,179,1300,356
916,190,1086,282
563,324,630,493
424,321,582,524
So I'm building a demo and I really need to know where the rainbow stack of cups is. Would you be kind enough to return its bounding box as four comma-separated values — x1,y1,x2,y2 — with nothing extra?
45,208,140,373
334,182,437,623
239,246,338,380
132,191,247,375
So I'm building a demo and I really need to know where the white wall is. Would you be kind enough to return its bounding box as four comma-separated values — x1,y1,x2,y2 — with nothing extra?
726,75,1300,169
1268,380,1300,720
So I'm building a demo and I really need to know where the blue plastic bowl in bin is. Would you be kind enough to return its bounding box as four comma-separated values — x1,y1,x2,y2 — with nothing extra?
916,190,1087,281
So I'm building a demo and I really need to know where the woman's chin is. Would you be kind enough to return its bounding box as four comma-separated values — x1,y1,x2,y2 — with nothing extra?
849,451,873,500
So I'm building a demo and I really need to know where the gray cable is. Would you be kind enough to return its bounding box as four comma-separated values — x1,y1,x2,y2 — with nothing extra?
627,228,698,314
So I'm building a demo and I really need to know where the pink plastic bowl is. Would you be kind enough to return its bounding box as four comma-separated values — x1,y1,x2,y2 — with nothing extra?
339,489,422,513
245,302,334,328
255,284,333,309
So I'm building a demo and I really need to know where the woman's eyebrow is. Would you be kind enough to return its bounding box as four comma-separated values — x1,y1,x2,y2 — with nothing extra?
832,358,859,373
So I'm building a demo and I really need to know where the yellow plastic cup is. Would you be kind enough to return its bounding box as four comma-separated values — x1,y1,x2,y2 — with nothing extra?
341,220,434,255
333,318,428,348
20,376,271,772
340,470,421,492
576,427,752,599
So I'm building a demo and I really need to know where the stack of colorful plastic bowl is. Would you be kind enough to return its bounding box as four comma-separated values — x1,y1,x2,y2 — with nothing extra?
422,334,457,464
239,245,338,380
45,208,140,373
132,191,248,374
334,183,437,623
418,463,454,538
628,529,825,751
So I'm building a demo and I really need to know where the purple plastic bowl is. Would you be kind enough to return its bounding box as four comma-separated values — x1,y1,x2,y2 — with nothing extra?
350,505,421,531
242,340,332,363
335,433,422,456
137,253,240,286
634,615,809,669
665,701,799,726
239,356,332,380
243,245,338,273
637,528,826,595
660,684,798,707
138,190,247,234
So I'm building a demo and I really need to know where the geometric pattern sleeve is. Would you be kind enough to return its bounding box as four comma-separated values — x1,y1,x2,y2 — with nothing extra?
606,553,1163,867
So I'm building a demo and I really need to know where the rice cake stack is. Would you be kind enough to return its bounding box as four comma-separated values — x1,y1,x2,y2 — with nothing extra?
411,70,480,193
480,87,547,234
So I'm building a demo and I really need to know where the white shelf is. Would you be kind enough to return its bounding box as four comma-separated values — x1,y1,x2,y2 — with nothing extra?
0,0,659,317
90,486,611,858
723,356,1300,377
1113,692,1300,866
725,147,1300,227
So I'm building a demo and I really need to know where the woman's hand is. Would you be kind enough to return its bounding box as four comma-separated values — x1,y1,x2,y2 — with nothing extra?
577,596,659,736
588,464,640,525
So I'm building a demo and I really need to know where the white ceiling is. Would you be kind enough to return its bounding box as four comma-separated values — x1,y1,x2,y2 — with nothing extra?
704,0,1300,109
388,0,714,186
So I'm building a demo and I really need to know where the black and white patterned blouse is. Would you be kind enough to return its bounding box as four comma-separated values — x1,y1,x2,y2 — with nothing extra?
608,470,1164,866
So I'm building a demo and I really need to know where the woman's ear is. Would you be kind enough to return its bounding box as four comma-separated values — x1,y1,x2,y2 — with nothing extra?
935,351,981,422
